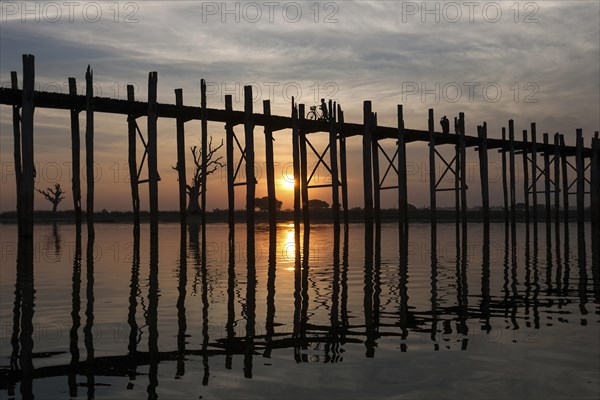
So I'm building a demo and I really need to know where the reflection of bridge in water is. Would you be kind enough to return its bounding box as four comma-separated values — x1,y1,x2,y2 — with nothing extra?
3,220,599,397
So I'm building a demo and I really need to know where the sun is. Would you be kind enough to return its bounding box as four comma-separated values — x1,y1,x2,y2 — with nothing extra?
280,178,295,191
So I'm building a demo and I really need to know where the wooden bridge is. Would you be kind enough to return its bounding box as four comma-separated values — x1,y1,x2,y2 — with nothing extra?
2,55,599,237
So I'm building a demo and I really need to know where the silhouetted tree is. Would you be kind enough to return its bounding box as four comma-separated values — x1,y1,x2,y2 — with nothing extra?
177,137,224,214
36,183,66,212
255,196,282,211
308,199,329,209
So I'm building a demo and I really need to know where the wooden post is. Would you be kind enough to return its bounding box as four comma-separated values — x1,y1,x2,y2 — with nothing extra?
591,134,599,227
363,101,374,225
147,72,159,236
11,72,23,232
244,86,256,230
175,89,187,227
560,135,569,223
68,78,82,229
264,100,276,227
291,99,301,228
531,123,538,224
554,133,561,224
225,95,235,228
575,129,584,225
127,85,140,228
543,133,551,224
329,100,340,226
522,129,529,223
200,80,208,228
428,108,436,226
479,123,489,226
338,106,349,225
501,128,508,224
299,104,309,226
455,117,460,224
372,113,381,225
397,105,407,226
459,112,467,225
85,65,94,237
508,120,516,224
21,55,35,237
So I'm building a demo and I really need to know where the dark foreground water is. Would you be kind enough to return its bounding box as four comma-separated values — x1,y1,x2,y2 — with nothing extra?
1,222,599,399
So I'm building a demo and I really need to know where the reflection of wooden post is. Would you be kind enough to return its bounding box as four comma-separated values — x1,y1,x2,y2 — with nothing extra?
225,95,235,228
291,100,301,228
543,133,551,224
338,106,349,225
363,101,373,224
397,105,407,225
11,72,23,232
428,109,436,227
560,135,569,223
575,129,584,225
299,104,309,226
459,112,467,225
147,72,159,236
329,100,340,226
85,65,94,237
127,85,140,228
531,124,538,224
372,113,381,225
501,128,508,223
244,86,256,230
69,78,82,229
522,129,529,223
21,55,35,237
200,80,208,228
553,133,561,224
508,120,516,224
264,100,276,227
175,89,187,227
478,123,490,226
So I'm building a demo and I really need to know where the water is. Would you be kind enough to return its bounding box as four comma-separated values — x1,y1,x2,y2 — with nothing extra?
1,222,599,399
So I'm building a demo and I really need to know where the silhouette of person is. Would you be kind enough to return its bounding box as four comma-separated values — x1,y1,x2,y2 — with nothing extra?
320,98,329,121
440,116,450,134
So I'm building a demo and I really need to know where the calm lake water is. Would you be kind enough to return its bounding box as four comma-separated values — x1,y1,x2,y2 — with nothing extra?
1,222,599,399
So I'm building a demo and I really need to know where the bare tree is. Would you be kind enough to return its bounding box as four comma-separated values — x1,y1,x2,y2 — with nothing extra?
36,183,66,212
174,137,224,214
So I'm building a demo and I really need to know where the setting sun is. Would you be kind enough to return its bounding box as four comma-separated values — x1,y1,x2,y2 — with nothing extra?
280,178,295,191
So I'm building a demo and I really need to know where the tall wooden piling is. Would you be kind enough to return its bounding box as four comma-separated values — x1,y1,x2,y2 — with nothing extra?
21,55,35,237
299,104,309,226
397,105,407,226
175,89,187,227
244,86,256,230
459,112,467,225
553,133,561,224
372,113,381,225
428,109,436,226
127,85,140,227
560,135,569,223
85,65,94,237
69,78,82,229
200,80,208,227
291,100,301,228
575,129,585,225
147,72,159,236
455,117,460,224
329,100,340,226
225,95,235,228
522,129,529,223
363,101,374,224
11,72,22,232
543,133,551,224
263,100,276,227
531,123,538,224
338,106,349,225
591,134,599,227
478,123,490,225
501,128,508,223
508,120,516,224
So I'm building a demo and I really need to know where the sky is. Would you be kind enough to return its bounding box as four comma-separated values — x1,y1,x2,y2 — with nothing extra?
0,0,598,212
